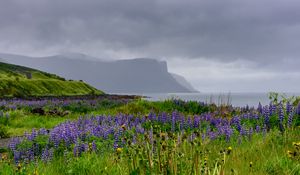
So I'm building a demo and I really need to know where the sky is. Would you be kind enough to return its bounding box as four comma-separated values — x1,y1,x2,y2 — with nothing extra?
0,0,300,92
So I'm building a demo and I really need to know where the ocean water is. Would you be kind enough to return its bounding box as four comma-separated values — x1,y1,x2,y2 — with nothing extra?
138,92,300,107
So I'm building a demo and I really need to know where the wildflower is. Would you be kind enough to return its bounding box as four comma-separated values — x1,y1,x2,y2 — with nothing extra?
121,124,126,130
17,163,22,172
1,153,8,161
292,142,300,148
116,147,122,154
227,146,232,155
249,161,253,168
287,150,293,158
287,112,293,128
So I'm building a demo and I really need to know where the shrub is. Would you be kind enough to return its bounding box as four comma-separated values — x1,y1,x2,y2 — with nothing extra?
0,124,9,138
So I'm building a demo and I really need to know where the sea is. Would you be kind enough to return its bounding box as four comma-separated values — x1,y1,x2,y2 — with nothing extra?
125,92,300,107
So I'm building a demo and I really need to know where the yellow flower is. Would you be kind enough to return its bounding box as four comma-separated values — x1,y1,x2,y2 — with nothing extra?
116,147,122,154
1,153,8,161
16,163,22,172
227,146,232,154
287,150,293,158
293,142,300,148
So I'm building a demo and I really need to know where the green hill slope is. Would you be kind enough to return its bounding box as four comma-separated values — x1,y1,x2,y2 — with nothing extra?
0,62,103,97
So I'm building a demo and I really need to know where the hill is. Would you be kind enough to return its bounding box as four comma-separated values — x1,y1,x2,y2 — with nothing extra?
0,53,198,93
0,61,103,97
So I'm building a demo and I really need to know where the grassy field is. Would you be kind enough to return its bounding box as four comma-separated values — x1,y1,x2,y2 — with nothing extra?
0,62,103,97
0,98,299,175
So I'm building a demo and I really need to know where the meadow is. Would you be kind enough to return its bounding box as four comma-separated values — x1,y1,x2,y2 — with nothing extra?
0,95,299,175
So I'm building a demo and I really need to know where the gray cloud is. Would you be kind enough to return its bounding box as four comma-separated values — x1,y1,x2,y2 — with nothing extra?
1,0,300,92
1,0,300,60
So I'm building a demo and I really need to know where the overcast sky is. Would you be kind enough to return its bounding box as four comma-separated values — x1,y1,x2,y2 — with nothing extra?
1,0,300,92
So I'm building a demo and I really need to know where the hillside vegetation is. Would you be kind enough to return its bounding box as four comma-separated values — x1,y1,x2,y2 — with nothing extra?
0,61,103,97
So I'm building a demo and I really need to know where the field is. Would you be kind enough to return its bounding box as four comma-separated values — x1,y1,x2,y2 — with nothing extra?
0,95,300,175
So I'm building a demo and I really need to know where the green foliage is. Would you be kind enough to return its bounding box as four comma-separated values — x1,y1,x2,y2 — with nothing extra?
0,124,9,138
1,95,300,174
0,62,103,97
1,130,299,174
116,99,210,115
0,111,9,125
0,79,102,97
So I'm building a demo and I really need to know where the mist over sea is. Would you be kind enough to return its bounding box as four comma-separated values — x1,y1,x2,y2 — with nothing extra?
125,92,300,107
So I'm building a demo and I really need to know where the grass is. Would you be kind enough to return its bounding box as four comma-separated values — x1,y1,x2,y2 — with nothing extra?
0,98,300,174
1,99,209,136
0,61,103,97
1,129,299,174
5,111,80,136
106,99,210,115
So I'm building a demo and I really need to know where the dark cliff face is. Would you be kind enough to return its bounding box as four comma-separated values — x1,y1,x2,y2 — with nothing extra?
0,53,195,93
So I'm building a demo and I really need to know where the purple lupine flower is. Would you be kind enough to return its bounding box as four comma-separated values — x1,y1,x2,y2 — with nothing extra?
224,125,233,142
255,125,260,133
171,112,176,132
28,129,38,141
248,127,253,140
27,148,35,161
297,102,300,115
286,101,292,115
240,126,247,136
287,111,293,128
180,115,185,131
132,134,137,145
231,116,241,132
193,116,201,129
41,148,49,162
113,128,122,149
278,102,284,123
257,102,263,114
187,117,193,129
278,102,285,132
80,143,87,153
161,112,167,123
92,141,97,152
263,106,270,130
207,131,217,140
13,151,21,164
9,137,20,152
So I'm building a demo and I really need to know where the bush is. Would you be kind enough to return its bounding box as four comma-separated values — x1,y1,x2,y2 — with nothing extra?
0,124,9,138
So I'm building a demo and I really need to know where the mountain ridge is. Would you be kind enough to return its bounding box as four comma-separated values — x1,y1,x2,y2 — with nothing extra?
0,53,198,93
